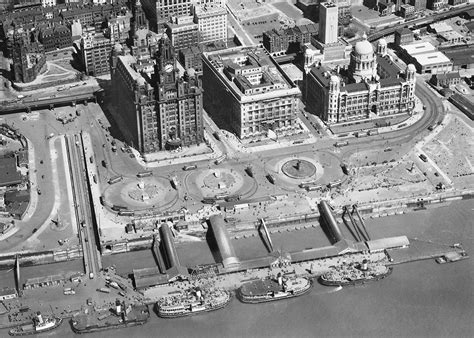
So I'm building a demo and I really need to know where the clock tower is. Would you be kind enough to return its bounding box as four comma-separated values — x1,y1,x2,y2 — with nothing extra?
156,36,177,86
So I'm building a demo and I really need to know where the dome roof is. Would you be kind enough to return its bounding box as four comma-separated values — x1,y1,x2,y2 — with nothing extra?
186,68,196,78
378,38,387,46
407,63,416,72
330,75,340,83
354,39,374,56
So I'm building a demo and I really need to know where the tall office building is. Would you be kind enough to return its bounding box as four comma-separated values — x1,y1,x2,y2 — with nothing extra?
202,46,301,140
318,2,338,45
81,32,113,76
111,36,203,153
156,38,204,149
194,5,227,44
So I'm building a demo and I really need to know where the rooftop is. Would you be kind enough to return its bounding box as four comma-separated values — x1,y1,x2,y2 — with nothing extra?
414,51,451,66
204,46,299,100
401,41,436,55
0,156,22,187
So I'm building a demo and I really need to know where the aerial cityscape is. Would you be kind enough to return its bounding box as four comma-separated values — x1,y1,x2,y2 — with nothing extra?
0,0,472,336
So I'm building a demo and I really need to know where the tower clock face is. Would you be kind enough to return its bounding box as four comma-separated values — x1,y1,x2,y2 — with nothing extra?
165,64,173,73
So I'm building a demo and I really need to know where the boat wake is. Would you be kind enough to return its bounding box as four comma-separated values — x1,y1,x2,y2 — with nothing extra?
312,285,342,295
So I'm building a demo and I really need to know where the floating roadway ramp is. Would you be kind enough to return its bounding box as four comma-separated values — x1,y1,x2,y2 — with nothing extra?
159,223,188,280
318,200,344,243
209,215,240,270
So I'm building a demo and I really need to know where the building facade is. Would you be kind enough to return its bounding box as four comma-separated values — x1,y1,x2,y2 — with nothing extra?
304,38,417,124
262,23,318,53
202,46,301,139
194,5,227,44
80,32,113,76
319,2,338,45
155,38,204,150
166,16,199,51
38,24,72,52
111,36,203,153
12,31,46,83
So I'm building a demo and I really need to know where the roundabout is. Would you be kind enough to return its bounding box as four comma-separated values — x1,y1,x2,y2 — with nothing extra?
281,159,317,179
103,176,178,210
194,168,246,198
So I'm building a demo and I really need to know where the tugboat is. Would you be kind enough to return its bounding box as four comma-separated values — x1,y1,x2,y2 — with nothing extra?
9,312,62,336
319,259,393,286
71,300,149,334
237,273,312,304
156,287,231,318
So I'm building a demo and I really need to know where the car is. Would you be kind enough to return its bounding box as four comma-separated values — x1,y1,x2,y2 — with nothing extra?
419,154,428,162
129,153,135,158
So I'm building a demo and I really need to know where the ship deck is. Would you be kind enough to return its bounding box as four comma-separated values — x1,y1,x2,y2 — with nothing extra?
239,278,284,296
72,305,149,330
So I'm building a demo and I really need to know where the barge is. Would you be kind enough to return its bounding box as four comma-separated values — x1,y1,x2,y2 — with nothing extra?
71,301,149,334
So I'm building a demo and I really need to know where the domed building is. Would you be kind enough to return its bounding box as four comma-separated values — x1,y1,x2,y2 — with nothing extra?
304,35,417,124
349,33,378,83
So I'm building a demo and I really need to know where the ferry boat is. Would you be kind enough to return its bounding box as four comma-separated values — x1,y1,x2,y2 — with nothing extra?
156,287,231,318
9,312,62,336
319,259,393,286
237,273,312,304
71,301,149,334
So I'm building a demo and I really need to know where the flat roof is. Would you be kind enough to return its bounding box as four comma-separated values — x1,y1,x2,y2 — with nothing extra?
429,22,453,34
366,236,409,251
443,47,474,66
439,30,464,40
414,51,451,66
401,41,436,55
0,156,22,187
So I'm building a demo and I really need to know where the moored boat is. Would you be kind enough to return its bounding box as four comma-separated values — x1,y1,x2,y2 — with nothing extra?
71,301,149,334
319,259,392,286
156,287,231,318
237,273,312,304
9,312,62,336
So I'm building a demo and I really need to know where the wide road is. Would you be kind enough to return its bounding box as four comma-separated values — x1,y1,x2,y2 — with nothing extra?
65,133,100,277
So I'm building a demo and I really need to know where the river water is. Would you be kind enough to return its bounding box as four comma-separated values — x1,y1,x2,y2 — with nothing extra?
48,200,474,337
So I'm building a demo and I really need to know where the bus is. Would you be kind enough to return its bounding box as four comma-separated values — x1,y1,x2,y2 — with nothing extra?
215,193,228,200
334,141,349,147
306,185,323,191
112,205,128,212
266,174,275,184
182,164,197,171
367,129,379,136
202,198,216,204
214,155,226,165
225,195,241,202
328,180,342,189
118,210,134,216
108,175,123,184
299,181,317,189
137,171,153,178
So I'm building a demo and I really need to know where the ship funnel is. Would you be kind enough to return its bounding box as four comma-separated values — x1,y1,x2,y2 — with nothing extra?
116,299,122,315
277,273,283,287
36,312,43,324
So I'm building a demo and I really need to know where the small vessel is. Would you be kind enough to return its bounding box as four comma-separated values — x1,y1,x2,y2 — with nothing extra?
156,287,231,318
436,251,468,264
71,301,149,334
9,312,62,336
319,259,392,286
237,273,312,304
